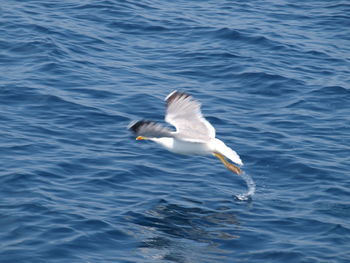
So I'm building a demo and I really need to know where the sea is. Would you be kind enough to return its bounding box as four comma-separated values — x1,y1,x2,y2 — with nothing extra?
0,0,349,262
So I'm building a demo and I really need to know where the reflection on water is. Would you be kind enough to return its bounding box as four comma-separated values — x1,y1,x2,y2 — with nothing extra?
126,199,240,263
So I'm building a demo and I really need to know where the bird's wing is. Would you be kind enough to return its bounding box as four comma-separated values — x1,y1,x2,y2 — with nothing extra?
128,120,174,138
164,91,216,142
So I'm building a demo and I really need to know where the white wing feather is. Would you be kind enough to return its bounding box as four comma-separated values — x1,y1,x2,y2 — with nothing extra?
165,91,215,142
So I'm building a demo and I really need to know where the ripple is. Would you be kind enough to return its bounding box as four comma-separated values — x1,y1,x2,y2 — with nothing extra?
1,0,350,262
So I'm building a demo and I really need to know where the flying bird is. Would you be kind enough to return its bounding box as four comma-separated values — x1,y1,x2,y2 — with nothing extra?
128,91,243,175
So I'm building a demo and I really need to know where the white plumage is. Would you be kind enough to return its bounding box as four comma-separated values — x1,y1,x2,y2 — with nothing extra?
129,91,243,174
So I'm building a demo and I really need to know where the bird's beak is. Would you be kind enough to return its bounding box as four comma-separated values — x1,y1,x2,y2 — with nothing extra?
136,136,147,140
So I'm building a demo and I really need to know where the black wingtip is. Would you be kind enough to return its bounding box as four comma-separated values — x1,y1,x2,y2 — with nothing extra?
128,120,153,134
165,90,191,105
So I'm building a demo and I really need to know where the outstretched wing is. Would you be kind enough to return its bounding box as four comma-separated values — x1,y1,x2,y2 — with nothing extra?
128,120,173,138
165,91,216,142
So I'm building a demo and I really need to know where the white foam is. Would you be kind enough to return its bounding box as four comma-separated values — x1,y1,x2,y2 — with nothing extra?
235,172,255,201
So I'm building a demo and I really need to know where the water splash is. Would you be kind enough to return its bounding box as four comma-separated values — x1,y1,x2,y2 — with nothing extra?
234,172,256,201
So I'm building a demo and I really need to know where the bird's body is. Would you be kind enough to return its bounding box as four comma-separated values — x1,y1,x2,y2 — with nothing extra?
129,91,243,174
151,137,212,155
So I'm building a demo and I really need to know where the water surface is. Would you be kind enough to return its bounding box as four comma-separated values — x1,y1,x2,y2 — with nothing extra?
1,0,349,262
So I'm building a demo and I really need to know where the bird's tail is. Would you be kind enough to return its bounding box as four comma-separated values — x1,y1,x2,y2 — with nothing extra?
214,139,243,166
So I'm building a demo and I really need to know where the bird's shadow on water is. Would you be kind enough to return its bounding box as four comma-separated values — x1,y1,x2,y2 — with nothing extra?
124,198,248,263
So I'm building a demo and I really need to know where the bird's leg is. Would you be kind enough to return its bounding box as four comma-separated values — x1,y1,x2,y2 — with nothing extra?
213,153,242,175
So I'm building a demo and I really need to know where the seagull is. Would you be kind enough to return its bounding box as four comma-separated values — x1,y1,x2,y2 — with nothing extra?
128,91,243,175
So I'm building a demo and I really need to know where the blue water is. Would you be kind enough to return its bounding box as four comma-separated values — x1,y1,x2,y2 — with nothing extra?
1,0,349,262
